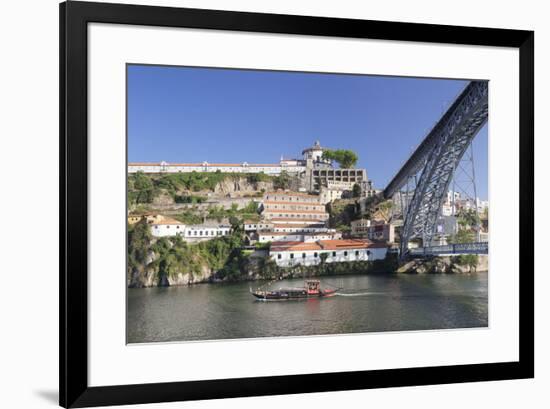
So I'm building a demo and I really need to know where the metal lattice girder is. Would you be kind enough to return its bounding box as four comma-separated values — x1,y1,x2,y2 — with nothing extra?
392,81,488,255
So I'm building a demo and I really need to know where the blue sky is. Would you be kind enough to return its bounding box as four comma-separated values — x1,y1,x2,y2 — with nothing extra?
128,65,488,200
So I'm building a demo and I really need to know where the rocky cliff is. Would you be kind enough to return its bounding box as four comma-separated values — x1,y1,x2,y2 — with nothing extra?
213,177,273,197
128,249,216,288
397,255,488,274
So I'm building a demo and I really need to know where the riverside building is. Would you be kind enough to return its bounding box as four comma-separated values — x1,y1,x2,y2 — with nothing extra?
269,239,388,267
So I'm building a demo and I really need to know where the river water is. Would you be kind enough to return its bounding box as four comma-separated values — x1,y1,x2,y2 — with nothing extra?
127,273,488,343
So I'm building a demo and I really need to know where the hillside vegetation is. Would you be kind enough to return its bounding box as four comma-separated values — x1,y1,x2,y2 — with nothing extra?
128,171,275,206
127,220,258,287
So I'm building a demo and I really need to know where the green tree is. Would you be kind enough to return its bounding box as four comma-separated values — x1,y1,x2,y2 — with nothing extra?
454,254,479,273
322,149,358,168
450,228,475,244
229,216,242,231
457,209,480,229
352,183,361,198
273,170,292,190
127,220,152,281
131,171,155,204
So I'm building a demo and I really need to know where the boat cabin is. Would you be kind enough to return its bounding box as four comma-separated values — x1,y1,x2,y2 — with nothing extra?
305,279,321,295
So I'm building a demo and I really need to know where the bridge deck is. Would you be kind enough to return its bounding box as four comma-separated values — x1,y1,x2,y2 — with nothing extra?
408,242,488,257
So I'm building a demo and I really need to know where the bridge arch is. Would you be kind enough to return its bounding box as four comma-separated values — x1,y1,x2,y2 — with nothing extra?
383,81,489,257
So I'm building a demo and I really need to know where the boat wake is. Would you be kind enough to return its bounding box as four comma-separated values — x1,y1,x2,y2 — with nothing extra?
336,291,380,297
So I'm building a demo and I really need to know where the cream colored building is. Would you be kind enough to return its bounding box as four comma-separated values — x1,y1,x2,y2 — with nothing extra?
319,187,345,204
351,219,395,243
350,219,371,235
261,190,329,222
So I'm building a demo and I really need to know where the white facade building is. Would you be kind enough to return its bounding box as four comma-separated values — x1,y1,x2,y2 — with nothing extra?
272,223,329,233
150,217,186,237
258,231,341,243
319,186,345,204
442,191,489,215
128,161,305,175
150,218,231,240
183,225,231,240
269,239,388,267
243,221,273,232
350,219,371,235
441,204,454,217
319,181,357,204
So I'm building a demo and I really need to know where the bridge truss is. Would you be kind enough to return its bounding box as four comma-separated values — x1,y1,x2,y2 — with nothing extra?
383,81,489,257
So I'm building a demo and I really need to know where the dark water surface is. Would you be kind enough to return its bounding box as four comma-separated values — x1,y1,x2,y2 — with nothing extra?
127,273,488,343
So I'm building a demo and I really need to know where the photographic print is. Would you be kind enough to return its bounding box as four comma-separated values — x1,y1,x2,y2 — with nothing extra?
126,65,489,344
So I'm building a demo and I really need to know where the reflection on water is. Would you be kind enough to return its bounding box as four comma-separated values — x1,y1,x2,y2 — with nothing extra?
127,273,488,343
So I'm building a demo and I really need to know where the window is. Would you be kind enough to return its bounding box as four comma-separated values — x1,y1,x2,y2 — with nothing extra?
302,253,306,258
277,254,282,259
367,250,371,256
355,251,359,256
199,231,203,236
194,231,197,236
344,251,348,256
314,253,318,258
332,251,336,257
290,254,294,259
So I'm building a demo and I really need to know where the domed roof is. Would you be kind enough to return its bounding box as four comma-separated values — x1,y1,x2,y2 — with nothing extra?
301,140,325,154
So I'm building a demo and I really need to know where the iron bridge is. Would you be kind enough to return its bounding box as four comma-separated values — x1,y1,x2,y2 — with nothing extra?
382,81,489,258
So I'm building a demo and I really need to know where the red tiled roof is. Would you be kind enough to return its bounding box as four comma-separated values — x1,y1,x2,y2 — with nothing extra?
151,217,183,225
270,241,322,252
270,239,387,252
318,239,371,250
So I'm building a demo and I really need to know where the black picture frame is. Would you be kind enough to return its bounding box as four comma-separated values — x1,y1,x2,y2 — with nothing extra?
60,1,534,407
